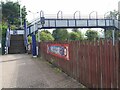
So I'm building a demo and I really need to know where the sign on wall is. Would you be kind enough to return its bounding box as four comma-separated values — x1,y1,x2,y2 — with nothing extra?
47,44,69,60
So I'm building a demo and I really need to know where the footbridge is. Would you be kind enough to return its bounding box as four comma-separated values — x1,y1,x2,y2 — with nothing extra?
26,11,120,36
5,11,120,55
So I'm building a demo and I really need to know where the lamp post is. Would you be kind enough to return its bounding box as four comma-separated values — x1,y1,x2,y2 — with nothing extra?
17,0,22,28
28,11,39,57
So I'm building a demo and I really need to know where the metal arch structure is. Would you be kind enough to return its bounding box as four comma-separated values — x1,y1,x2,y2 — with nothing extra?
73,11,81,19
57,10,63,19
89,11,98,19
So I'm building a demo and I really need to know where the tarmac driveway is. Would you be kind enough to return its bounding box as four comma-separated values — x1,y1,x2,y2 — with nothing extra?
0,54,84,88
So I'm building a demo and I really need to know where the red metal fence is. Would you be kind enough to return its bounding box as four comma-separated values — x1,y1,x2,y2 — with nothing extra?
39,40,120,88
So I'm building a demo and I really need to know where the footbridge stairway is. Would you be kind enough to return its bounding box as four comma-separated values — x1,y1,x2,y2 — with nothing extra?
8,35,26,54
5,29,26,54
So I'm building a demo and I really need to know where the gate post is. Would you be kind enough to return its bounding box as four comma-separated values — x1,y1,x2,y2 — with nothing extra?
32,34,37,57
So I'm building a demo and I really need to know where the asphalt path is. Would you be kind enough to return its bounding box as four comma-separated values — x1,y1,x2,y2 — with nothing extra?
0,54,84,88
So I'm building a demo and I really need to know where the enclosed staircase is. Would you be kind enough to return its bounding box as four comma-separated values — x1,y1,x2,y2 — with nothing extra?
8,35,26,54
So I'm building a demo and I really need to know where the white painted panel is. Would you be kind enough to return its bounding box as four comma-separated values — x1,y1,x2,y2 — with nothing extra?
69,20,75,26
44,20,49,27
106,20,110,26
76,20,87,26
10,31,13,34
50,20,55,27
109,20,113,26
88,20,96,26
30,26,34,33
17,30,24,34
56,20,67,27
98,20,105,26
115,20,118,28
10,30,24,35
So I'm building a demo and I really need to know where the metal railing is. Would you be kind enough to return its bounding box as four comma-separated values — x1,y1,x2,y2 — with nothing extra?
10,30,24,35
27,10,118,27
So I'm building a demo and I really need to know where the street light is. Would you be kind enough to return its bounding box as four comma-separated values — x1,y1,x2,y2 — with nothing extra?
89,11,98,19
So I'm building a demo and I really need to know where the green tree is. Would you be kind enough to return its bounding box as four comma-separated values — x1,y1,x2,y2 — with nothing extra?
69,32,80,40
2,1,27,29
72,28,79,32
85,30,98,41
105,10,118,19
40,30,54,41
1,1,27,54
69,31,83,41
28,36,32,44
1,22,8,55
52,29,69,41
104,10,120,40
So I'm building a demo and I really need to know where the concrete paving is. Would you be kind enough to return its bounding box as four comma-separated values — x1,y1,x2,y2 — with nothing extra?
0,54,84,88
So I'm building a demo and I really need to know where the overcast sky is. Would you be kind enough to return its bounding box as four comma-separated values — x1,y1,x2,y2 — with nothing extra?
4,0,120,21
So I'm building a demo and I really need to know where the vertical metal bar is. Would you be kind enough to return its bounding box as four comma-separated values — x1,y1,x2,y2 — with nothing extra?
67,19,69,27
38,30,40,42
112,29,115,46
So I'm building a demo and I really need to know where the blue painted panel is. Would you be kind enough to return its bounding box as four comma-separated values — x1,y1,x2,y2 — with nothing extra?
32,34,37,56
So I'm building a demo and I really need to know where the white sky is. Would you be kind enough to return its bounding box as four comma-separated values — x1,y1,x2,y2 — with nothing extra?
4,0,120,21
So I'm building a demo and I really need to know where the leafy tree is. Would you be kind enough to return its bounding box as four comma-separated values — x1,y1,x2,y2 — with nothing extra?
1,22,8,55
105,10,118,19
72,28,79,32
1,1,27,54
85,30,98,41
52,29,69,41
69,31,83,41
28,36,32,44
104,10,120,39
40,30,54,41
69,32,80,40
104,29,120,40
2,1,27,29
